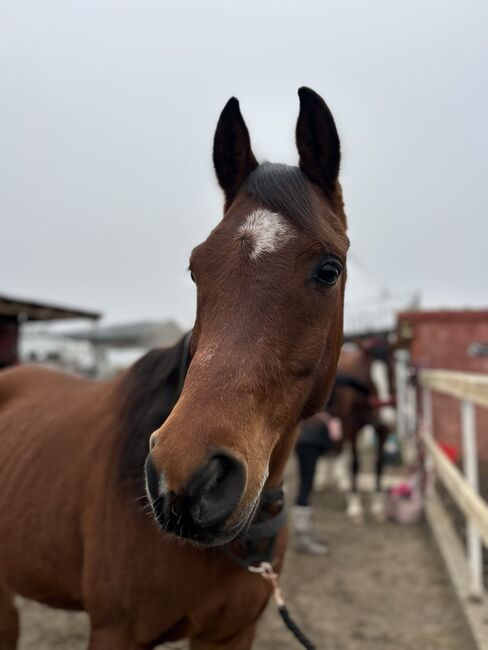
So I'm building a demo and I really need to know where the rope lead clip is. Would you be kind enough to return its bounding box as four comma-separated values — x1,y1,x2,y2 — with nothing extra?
249,562,316,650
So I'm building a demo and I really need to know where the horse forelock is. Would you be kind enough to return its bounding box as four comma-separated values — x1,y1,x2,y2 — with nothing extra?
244,162,347,249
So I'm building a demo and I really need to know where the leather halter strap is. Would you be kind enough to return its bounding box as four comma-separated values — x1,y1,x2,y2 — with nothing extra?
222,486,287,570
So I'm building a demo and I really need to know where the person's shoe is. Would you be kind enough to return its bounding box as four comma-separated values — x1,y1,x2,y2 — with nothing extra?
294,532,329,555
292,506,329,555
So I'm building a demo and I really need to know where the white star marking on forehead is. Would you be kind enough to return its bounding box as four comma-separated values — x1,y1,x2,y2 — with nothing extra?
238,209,294,260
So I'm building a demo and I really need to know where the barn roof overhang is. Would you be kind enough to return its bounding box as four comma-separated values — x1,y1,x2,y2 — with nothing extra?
0,294,101,323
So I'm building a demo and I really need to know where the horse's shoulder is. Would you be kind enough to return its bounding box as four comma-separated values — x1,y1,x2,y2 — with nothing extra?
0,363,49,392
3,363,91,384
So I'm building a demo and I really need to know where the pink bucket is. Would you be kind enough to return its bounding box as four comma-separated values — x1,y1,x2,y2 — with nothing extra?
387,480,424,524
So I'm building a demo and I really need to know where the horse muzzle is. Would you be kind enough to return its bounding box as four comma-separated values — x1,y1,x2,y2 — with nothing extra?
144,450,249,546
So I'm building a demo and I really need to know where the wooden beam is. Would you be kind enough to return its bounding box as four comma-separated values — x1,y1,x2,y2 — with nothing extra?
423,432,488,547
420,370,488,409
0,296,100,322
426,493,488,649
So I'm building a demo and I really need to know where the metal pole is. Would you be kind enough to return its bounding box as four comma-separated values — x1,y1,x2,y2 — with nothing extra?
404,380,418,465
422,386,435,498
407,382,418,439
461,399,484,598
422,385,433,434
394,350,408,440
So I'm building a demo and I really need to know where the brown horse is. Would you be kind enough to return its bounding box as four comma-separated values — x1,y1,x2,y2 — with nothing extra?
0,88,349,649
327,338,395,522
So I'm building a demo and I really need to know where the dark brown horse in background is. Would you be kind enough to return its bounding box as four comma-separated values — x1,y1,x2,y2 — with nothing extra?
0,88,349,649
326,337,396,522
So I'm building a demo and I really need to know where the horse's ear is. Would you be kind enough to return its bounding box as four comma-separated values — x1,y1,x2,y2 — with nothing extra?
213,97,258,209
296,87,341,195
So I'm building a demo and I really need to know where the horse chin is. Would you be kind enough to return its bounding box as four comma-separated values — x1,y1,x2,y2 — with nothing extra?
151,486,260,548
155,513,250,548
150,496,257,548
189,518,250,548
189,491,262,548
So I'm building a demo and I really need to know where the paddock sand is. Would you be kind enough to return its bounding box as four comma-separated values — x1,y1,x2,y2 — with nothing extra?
17,482,475,650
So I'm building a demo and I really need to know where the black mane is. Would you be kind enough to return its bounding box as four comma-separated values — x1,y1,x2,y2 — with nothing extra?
118,334,189,489
245,163,315,231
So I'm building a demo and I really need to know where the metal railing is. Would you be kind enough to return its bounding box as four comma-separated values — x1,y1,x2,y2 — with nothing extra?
419,369,488,598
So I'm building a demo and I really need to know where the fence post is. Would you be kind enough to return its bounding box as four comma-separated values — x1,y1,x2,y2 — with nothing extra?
395,350,409,440
422,385,433,433
461,399,484,598
422,386,435,498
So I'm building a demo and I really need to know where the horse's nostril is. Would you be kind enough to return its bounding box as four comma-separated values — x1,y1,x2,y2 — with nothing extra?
145,451,246,537
149,433,156,451
189,453,246,529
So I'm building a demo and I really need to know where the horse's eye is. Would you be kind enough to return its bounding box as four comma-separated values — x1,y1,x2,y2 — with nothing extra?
314,258,342,287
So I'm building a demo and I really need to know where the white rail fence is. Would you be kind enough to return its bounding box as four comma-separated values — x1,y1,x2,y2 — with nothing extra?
419,369,488,598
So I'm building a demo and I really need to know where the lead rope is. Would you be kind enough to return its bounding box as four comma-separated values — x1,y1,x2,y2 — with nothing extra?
249,562,316,650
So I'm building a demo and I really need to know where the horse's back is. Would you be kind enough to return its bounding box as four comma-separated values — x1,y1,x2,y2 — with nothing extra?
0,363,111,467
336,347,372,384
0,364,115,607
0,362,92,398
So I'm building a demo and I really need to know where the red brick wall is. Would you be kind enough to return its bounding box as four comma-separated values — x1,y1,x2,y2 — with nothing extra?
398,310,488,460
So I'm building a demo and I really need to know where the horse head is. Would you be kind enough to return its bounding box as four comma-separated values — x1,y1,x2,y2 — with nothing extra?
145,88,349,546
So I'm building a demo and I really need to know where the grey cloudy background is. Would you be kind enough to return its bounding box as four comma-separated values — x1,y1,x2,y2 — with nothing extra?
1,0,487,329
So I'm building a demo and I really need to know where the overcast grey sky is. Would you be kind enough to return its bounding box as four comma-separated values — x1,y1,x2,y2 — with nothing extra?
1,0,487,328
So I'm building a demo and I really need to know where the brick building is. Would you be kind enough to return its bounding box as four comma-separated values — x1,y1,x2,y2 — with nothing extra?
397,310,488,460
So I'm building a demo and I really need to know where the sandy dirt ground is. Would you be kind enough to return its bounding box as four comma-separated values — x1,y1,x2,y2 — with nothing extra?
16,478,475,650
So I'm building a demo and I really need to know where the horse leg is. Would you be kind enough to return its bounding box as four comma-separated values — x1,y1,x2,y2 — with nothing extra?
88,624,150,650
190,623,256,650
333,448,350,492
370,424,388,523
346,433,363,523
0,587,19,650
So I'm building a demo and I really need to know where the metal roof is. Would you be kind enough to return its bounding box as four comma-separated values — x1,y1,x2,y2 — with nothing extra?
0,294,101,322
64,320,183,348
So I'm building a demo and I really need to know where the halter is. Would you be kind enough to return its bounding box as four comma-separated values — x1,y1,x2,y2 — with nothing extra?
222,486,287,570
